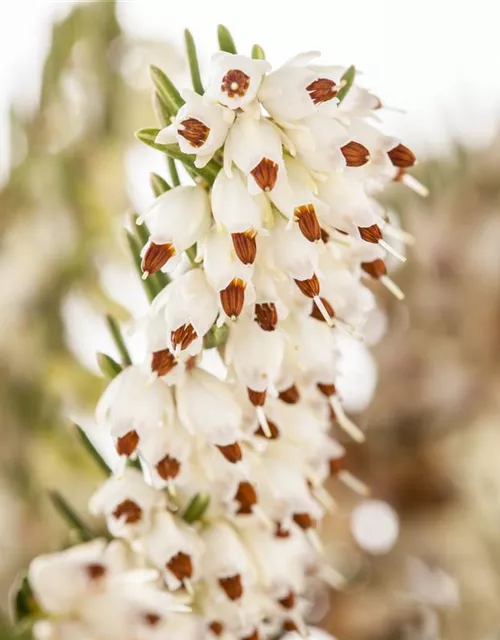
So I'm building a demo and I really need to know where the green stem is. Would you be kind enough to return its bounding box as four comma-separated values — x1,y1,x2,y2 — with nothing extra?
217,25,237,54
75,425,110,475
168,157,181,186
105,315,132,366
184,29,204,95
48,491,94,541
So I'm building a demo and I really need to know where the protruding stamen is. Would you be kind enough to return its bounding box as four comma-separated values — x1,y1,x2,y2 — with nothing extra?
254,302,278,331
338,469,370,496
401,173,429,197
278,384,300,404
318,565,347,590
294,273,320,298
166,551,193,583
379,239,407,263
216,442,243,463
358,224,383,244
248,387,266,407
221,69,250,98
341,141,370,167
388,143,416,168
234,481,258,514
361,258,387,279
255,418,279,439
156,454,181,480
141,242,175,275
305,528,323,552
311,485,337,512
383,224,416,246
294,204,321,242
220,278,246,319
292,512,315,530
151,349,177,377
250,157,279,192
312,295,334,326
288,613,309,638
116,430,139,456
275,522,291,539
232,229,257,265
306,78,337,104
178,117,210,148
330,395,366,443
256,406,272,438
380,275,405,300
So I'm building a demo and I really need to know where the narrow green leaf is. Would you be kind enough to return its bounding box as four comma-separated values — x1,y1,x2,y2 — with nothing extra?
185,244,197,264
153,91,171,128
97,353,122,380
168,157,181,187
150,65,184,114
337,65,356,103
184,29,204,95
125,231,159,302
251,44,266,60
183,492,210,523
203,323,229,349
105,315,132,367
49,491,94,542
150,172,170,197
135,129,220,185
217,25,237,54
75,425,110,475
11,575,39,624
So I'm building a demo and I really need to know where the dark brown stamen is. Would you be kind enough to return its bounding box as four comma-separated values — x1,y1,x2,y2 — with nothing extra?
116,430,139,456
359,224,382,244
250,157,279,192
221,69,250,98
278,384,300,404
86,563,107,581
171,323,198,351
275,522,291,539
311,297,335,322
255,419,279,439
112,499,142,524
235,481,258,514
156,454,181,480
388,143,416,168
143,613,161,627
283,620,299,633
294,273,320,298
167,551,193,582
294,204,321,242
254,302,278,331
217,442,243,463
151,349,177,377
220,278,246,319
278,591,296,610
241,630,261,640
209,622,224,637
361,258,387,279
232,230,257,265
141,242,175,275
317,382,336,397
306,78,337,104
394,167,407,182
293,512,315,530
247,387,266,406
341,141,370,167
178,118,210,148
320,227,330,243
219,574,243,600
329,456,346,476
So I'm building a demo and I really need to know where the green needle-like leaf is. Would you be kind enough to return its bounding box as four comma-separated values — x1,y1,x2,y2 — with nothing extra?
97,353,122,380
150,172,171,197
184,29,204,95
153,91,171,128
217,25,237,54
75,425,110,475
105,315,132,367
11,575,39,624
183,492,210,523
150,65,184,114
337,65,356,103
49,491,94,542
168,157,181,186
251,44,266,60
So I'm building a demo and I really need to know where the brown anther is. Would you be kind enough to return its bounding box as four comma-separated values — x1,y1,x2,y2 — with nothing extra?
143,613,161,627
112,499,142,524
166,551,193,582
359,224,383,244
393,167,407,182
220,278,246,319
217,442,243,463
278,384,300,404
209,622,224,637
178,117,210,148
361,258,387,279
151,349,177,377
294,273,320,298
310,297,335,322
388,143,416,168
232,230,257,265
341,141,370,167
255,419,280,439
317,382,336,397
235,481,258,514
294,204,321,242
250,157,279,192
275,522,291,539
171,322,198,351
283,620,299,632
241,630,261,640
86,563,107,581
218,574,243,600
156,454,181,480
116,430,139,456
306,77,337,104
221,69,250,98
278,591,296,610
320,227,330,243
329,456,346,476
141,242,175,275
293,512,315,530
254,302,278,331
247,387,266,406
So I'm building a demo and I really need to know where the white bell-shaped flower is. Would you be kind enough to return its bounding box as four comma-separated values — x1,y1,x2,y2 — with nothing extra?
206,52,270,110
139,186,211,275
224,113,285,194
33,620,93,640
176,367,243,446
138,421,192,490
317,171,378,231
89,468,164,539
156,89,235,168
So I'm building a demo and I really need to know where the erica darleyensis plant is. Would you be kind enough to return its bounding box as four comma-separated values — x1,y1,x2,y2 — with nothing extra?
15,26,426,640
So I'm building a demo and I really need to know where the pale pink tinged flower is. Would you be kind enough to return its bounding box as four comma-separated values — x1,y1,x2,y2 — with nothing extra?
139,186,211,275
206,52,270,110
156,89,235,168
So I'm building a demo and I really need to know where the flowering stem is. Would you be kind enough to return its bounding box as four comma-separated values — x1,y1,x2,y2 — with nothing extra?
105,315,132,367
48,491,94,542
150,172,171,197
217,24,237,54
75,425,110,476
168,157,181,187
184,29,204,95
337,65,356,103
251,44,266,60
149,65,184,114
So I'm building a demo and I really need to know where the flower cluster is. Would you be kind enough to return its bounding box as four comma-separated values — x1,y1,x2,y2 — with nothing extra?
24,31,423,640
